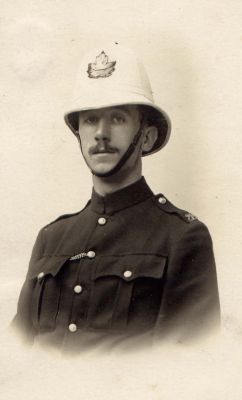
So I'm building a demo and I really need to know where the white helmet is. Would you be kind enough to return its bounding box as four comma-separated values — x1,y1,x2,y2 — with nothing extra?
64,42,171,156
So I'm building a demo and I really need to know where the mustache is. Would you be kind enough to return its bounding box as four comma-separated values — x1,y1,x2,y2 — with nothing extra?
89,142,118,155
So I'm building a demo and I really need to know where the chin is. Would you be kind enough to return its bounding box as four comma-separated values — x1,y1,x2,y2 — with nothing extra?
92,167,114,177
90,159,118,174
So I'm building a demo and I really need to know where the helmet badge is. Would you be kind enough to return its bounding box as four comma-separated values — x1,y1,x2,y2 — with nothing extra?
87,51,116,79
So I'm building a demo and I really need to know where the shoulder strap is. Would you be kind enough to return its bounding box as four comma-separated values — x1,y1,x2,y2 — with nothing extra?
154,194,198,223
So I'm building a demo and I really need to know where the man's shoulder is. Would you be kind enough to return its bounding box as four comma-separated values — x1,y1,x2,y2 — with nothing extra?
151,193,199,224
150,193,213,247
42,200,91,232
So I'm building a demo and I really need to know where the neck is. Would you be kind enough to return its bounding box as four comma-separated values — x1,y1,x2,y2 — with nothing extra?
92,165,142,196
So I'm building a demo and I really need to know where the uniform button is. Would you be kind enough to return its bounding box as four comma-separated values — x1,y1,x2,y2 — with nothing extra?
123,270,132,278
87,250,96,259
68,323,77,333
98,217,106,225
37,272,44,279
74,285,82,294
158,196,167,204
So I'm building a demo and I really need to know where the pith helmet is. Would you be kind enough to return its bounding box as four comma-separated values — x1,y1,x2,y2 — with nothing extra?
64,43,171,156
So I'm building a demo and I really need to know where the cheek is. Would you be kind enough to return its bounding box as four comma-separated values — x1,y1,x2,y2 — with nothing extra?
78,134,90,154
113,124,139,146
78,125,94,141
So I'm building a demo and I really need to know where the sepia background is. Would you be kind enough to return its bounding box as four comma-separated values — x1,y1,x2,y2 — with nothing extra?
1,1,242,399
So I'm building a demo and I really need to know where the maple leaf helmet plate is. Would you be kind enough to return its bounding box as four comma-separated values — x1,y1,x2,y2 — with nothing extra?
64,43,171,157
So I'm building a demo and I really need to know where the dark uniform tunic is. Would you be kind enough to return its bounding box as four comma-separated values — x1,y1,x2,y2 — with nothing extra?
13,177,220,351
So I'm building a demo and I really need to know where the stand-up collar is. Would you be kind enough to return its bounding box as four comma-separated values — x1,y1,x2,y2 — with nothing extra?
91,177,153,215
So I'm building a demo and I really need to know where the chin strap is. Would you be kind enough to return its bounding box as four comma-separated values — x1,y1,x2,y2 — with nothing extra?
91,123,144,178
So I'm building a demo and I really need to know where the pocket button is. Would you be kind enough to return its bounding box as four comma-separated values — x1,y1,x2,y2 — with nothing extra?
123,270,132,279
74,285,82,294
68,323,77,333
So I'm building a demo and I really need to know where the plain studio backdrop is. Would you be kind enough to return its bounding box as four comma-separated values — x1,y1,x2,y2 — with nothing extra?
0,1,242,399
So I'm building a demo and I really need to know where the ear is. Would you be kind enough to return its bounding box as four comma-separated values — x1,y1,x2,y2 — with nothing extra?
141,126,158,153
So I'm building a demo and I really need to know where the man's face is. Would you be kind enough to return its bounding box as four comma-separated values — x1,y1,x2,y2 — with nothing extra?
78,105,141,176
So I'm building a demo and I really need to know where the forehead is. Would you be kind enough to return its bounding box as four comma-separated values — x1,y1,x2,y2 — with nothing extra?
79,105,139,117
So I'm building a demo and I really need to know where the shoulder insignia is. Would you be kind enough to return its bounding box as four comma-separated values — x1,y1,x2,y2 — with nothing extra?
155,194,198,223
43,200,91,230
184,212,197,222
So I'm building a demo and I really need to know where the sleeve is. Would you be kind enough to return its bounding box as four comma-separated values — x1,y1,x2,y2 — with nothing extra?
11,228,45,343
156,221,220,341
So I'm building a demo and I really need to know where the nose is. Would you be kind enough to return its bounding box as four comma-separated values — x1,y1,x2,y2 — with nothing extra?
95,118,110,141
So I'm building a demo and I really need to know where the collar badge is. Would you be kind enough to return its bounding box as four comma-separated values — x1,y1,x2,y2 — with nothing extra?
87,51,116,79
184,212,197,222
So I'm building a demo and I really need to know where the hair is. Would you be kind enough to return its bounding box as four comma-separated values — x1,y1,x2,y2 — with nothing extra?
138,105,160,128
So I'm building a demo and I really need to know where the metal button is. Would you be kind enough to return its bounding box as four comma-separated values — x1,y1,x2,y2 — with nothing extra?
37,272,44,279
98,217,106,225
87,250,96,259
123,270,132,278
74,285,82,294
158,196,167,204
68,323,77,333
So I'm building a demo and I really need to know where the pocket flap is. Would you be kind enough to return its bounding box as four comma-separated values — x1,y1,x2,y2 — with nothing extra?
27,255,70,280
94,254,167,281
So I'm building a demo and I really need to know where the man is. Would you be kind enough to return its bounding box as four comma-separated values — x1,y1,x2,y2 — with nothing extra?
13,43,220,351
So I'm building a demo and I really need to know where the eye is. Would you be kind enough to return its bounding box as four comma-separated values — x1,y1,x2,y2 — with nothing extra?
111,114,125,124
84,115,98,125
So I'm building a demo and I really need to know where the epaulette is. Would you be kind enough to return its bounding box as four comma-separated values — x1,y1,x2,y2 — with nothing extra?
154,194,198,223
43,200,91,230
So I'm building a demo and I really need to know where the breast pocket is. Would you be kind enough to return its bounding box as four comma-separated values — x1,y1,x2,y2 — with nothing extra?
88,254,167,333
27,256,68,332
